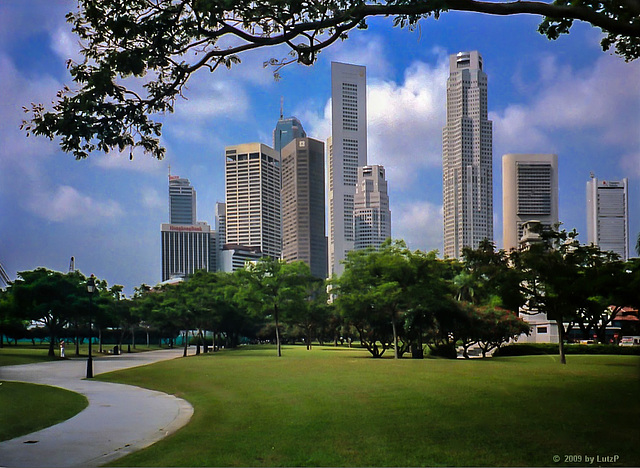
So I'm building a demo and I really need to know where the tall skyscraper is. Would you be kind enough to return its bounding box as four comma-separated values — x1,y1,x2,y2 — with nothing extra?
274,115,307,153
328,62,367,276
281,137,328,278
587,175,629,261
161,174,212,281
225,142,281,259
214,201,226,271
502,153,558,252
354,165,391,250
442,51,493,258
169,175,197,225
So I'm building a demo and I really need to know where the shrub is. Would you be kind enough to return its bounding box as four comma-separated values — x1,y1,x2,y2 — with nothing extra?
494,343,640,356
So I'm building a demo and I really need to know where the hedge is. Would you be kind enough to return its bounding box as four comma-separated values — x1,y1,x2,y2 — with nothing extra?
494,343,640,357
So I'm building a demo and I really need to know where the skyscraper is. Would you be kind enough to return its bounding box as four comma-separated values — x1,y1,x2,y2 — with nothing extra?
281,137,327,278
225,142,281,259
354,165,391,250
587,175,629,261
328,62,367,276
274,115,307,153
169,175,196,225
161,174,212,281
214,201,226,271
442,51,493,258
502,153,558,252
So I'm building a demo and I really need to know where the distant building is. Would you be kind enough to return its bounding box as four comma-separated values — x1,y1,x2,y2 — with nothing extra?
273,115,307,153
328,62,368,276
587,176,629,261
225,143,282,259
354,165,391,250
442,51,493,258
281,137,327,279
214,202,226,272
169,175,197,225
161,222,212,282
219,244,263,272
502,153,558,252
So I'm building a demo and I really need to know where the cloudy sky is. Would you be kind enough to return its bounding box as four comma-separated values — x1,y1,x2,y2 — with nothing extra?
1,1,638,294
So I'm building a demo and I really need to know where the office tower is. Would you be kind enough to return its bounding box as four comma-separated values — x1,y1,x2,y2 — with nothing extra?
161,222,212,281
328,61,367,276
502,154,558,252
169,175,196,225
281,137,328,279
442,51,493,259
587,175,629,261
219,245,263,272
274,115,307,153
354,165,391,250
214,202,226,271
225,143,281,259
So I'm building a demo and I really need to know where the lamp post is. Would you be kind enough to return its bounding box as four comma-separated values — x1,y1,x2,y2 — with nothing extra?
86,274,95,379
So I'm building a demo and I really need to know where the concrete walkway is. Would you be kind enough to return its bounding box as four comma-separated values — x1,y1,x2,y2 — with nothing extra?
0,348,194,467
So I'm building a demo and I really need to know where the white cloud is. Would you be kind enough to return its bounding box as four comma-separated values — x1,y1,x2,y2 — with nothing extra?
140,187,165,210
324,34,391,78
392,200,443,253
28,185,123,224
93,148,167,173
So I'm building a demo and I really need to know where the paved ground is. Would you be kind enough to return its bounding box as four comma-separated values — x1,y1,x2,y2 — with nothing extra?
0,348,194,467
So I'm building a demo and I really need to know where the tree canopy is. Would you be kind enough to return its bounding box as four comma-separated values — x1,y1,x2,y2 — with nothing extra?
21,0,640,159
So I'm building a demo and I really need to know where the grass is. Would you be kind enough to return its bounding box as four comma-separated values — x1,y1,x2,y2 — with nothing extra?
0,381,88,441
0,343,167,367
95,346,640,467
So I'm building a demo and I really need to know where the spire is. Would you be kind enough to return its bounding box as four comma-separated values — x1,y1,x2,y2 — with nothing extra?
280,96,284,120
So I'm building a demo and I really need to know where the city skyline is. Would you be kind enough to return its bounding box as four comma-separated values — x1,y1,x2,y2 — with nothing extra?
1,2,639,293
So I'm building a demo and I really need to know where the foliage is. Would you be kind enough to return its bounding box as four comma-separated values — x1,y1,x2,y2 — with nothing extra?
21,0,640,159
495,342,640,356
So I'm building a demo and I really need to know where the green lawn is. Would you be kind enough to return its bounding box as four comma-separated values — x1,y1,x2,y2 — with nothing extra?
96,346,640,467
0,381,88,441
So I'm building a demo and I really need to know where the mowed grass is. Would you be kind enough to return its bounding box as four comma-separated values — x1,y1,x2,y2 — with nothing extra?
97,346,640,467
0,381,88,441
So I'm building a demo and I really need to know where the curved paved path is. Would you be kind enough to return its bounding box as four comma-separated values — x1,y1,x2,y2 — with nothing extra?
0,348,193,467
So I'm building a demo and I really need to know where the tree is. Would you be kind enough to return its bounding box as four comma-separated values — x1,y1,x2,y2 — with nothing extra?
237,258,312,357
22,0,640,160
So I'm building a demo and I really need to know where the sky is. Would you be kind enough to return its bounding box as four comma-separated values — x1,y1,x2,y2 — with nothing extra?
1,1,638,295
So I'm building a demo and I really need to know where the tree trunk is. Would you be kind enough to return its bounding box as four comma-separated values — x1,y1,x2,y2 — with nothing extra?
391,313,399,360
274,305,282,357
183,331,188,357
99,328,103,353
48,335,55,357
556,319,567,365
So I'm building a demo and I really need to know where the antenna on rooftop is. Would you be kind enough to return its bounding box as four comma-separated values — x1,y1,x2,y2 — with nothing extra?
280,96,284,120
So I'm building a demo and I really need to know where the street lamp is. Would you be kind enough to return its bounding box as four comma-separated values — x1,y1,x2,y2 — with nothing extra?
86,274,95,379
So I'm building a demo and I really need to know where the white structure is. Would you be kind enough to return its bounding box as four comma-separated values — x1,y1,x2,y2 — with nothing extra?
502,153,558,252
587,176,629,261
442,51,493,259
354,165,391,250
328,62,367,276
219,244,263,272
225,143,282,259
161,222,212,281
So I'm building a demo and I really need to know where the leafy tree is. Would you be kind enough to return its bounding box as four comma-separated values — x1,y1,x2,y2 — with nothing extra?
22,0,640,160
237,258,312,357
474,306,530,357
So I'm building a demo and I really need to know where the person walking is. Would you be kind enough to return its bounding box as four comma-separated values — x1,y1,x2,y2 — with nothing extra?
60,340,66,358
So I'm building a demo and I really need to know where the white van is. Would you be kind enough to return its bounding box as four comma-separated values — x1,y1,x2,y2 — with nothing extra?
619,336,640,346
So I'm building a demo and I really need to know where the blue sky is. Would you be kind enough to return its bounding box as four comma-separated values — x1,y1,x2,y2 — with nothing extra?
1,1,638,295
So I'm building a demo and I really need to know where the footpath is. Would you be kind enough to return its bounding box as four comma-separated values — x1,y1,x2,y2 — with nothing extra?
0,348,194,467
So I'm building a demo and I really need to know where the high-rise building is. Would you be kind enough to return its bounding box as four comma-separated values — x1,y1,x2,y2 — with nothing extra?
281,137,327,279
502,153,558,252
225,142,281,259
354,165,391,250
442,51,493,258
587,176,629,261
214,201,226,271
274,115,307,153
161,222,212,281
169,175,197,225
328,62,367,276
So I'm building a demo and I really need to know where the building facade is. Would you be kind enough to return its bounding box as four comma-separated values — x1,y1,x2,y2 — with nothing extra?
281,137,328,279
502,153,558,252
328,62,368,276
442,51,493,259
225,143,282,259
354,165,391,250
273,116,307,153
587,176,629,261
169,175,197,225
161,222,212,281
